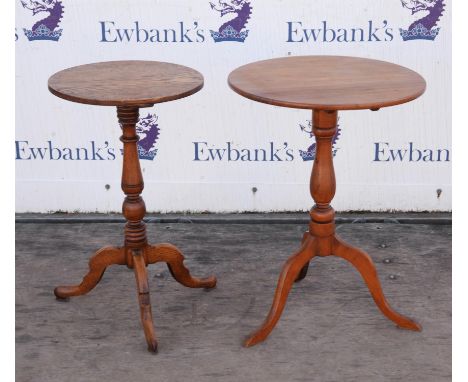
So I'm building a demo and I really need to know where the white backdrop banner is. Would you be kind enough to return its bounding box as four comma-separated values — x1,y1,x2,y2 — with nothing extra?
15,0,452,213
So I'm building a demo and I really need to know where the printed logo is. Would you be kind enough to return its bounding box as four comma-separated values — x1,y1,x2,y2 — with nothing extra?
16,114,160,161
120,114,160,161
193,119,341,162
99,21,205,43
286,21,394,43
209,0,252,42
21,0,64,41
399,0,445,41
373,142,450,162
15,140,115,160
299,120,342,161
98,1,254,44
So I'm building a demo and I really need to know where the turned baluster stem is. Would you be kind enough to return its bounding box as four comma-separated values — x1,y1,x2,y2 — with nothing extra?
309,110,338,256
117,106,147,262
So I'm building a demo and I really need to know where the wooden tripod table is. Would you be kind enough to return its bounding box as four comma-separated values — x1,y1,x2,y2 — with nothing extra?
228,56,426,347
48,61,216,353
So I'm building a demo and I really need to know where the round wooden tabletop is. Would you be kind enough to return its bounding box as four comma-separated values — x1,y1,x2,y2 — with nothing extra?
48,61,204,107
228,56,426,111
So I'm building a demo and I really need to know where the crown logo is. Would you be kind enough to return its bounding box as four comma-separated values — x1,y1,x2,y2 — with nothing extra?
210,25,249,43
299,120,341,161
399,23,440,41
23,24,62,41
209,0,252,43
21,0,64,42
399,0,445,41
137,145,158,161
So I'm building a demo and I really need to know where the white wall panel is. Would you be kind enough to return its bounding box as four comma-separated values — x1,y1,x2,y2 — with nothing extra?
15,0,451,212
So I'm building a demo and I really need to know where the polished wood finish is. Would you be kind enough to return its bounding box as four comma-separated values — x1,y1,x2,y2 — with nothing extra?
51,62,215,353
294,233,310,282
54,246,126,297
48,60,204,106
228,56,426,110
244,236,317,347
332,237,421,331
228,56,424,347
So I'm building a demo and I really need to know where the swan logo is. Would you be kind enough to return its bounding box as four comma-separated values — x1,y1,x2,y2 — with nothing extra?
120,114,160,161
299,120,342,161
209,0,253,42
20,0,64,41
399,0,446,41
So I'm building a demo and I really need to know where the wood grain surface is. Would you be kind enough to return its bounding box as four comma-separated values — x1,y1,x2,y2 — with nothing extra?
228,55,426,110
48,61,204,106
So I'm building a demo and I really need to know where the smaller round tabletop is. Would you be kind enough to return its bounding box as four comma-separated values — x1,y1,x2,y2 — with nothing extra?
228,56,426,111
48,60,204,107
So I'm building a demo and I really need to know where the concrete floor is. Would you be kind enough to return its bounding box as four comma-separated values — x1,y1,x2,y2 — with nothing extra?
16,217,451,382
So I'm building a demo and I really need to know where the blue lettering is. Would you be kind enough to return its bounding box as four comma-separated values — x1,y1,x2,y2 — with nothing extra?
286,22,303,42
304,28,321,42
368,20,387,42
227,142,240,161
48,140,61,160
286,148,294,161
270,142,283,161
116,27,134,42
99,21,117,42
76,147,89,160
196,27,205,42
409,142,422,162
373,142,389,162
30,146,48,160
193,142,209,161
385,27,394,41
422,149,433,162
179,22,192,42
107,147,116,160
91,141,105,160
389,148,407,161
437,149,450,162
15,141,31,160
323,21,336,42
208,148,226,161
351,28,364,42
337,28,348,42
136,21,148,42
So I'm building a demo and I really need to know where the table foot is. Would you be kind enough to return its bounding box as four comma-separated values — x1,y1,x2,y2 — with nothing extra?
332,236,421,331
146,243,217,289
54,246,125,299
244,236,316,347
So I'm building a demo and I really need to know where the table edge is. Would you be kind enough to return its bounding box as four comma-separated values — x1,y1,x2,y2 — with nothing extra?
227,76,426,111
47,81,204,107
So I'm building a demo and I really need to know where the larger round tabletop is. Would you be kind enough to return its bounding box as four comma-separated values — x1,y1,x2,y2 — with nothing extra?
228,56,426,110
48,60,204,106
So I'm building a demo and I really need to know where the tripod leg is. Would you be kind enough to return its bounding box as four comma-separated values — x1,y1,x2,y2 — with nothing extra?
146,243,216,288
244,237,315,347
332,236,421,331
54,246,125,299
133,249,158,353
295,232,311,282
